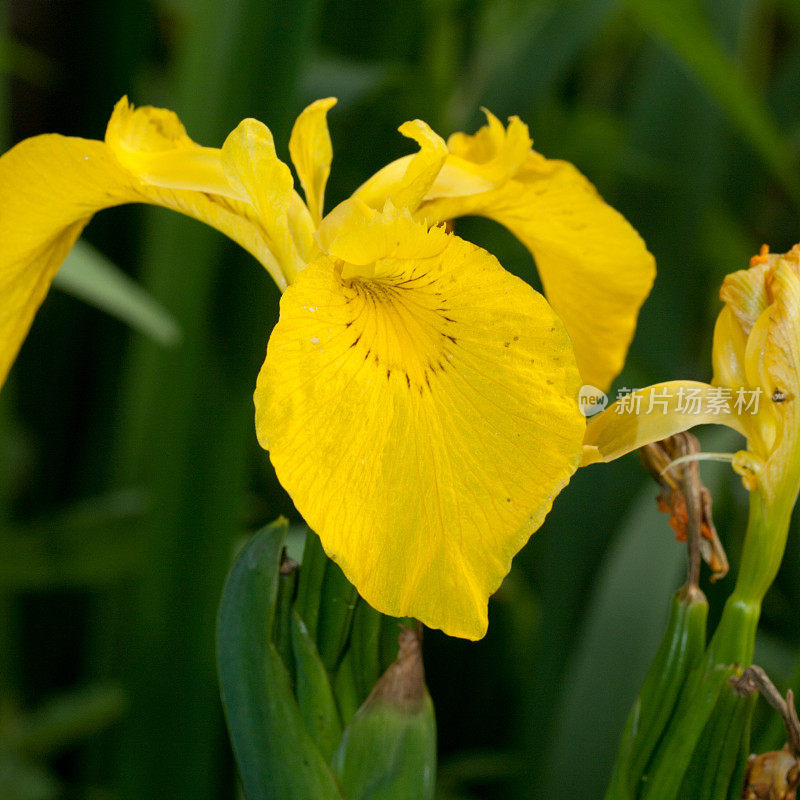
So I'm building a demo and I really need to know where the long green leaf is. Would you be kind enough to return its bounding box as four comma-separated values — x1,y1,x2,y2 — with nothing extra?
54,241,181,347
9,683,128,758
291,611,343,761
216,521,343,800
624,0,800,202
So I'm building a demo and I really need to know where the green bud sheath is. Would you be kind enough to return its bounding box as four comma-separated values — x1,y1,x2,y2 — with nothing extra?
217,521,343,800
605,584,708,800
291,610,343,762
295,529,328,641
639,663,737,800
678,687,755,800
332,627,437,800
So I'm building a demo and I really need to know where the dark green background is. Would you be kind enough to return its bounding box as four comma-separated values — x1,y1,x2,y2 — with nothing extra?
2,0,800,798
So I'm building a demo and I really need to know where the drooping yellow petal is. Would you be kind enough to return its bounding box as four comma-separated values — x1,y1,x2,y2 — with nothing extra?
418,155,655,391
0,135,139,386
288,97,337,227
104,100,291,285
105,96,237,197
108,98,318,276
355,113,655,391
255,213,584,639
0,98,333,388
582,381,747,466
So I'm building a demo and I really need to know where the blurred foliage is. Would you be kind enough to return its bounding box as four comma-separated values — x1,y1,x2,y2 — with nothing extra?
2,0,800,797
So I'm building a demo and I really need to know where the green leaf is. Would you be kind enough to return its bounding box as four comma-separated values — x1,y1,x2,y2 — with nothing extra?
0,749,58,800
9,683,128,758
216,520,343,800
295,529,329,641
0,35,55,86
53,240,181,347
349,600,382,704
639,663,738,800
624,0,800,202
544,429,740,799
0,490,147,590
605,586,709,799
542,482,685,798
679,689,754,800
316,553,359,674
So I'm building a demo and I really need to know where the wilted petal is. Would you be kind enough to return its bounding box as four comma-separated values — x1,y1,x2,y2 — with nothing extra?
751,260,800,492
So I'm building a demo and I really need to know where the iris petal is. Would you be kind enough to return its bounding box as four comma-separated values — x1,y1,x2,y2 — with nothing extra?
419,154,654,391
222,118,311,281
582,380,746,466
0,99,314,388
354,113,655,391
0,135,141,386
289,97,337,228
255,215,584,639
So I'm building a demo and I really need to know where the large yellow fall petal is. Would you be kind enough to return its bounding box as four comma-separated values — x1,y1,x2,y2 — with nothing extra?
255,219,584,639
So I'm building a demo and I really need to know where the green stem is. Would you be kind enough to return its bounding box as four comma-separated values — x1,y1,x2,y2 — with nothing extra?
709,486,796,666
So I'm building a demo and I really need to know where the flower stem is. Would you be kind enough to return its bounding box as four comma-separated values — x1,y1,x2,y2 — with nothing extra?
709,486,796,667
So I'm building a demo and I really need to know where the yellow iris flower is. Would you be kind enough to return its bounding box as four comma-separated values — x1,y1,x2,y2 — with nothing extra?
585,246,800,658
0,97,654,638
584,244,800,505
